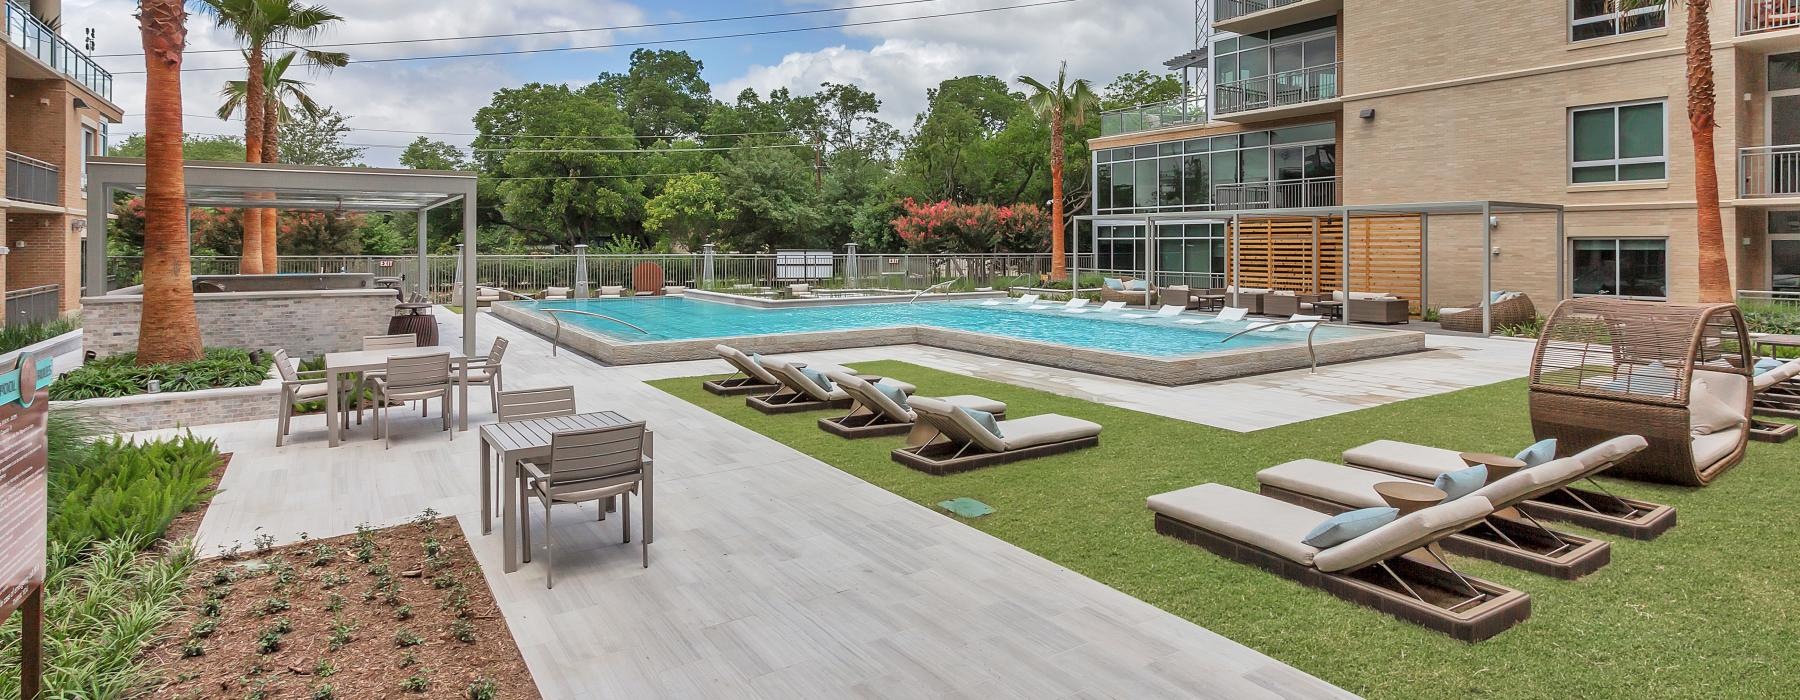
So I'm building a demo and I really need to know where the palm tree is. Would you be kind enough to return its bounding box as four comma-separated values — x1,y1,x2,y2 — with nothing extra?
1019,62,1099,281
196,0,346,275
218,51,326,270
1612,0,1732,302
136,0,204,364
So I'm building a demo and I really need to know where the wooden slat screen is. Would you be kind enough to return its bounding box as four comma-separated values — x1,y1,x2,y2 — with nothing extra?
1227,215,1423,313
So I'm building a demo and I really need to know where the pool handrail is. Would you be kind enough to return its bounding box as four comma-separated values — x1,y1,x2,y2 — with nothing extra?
910,278,961,304
1217,319,1323,373
543,308,651,356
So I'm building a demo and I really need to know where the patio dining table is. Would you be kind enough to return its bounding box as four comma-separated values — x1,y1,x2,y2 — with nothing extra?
322,347,472,447
479,411,652,573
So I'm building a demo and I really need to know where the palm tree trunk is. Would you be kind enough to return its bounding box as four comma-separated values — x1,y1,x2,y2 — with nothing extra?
136,0,203,365
262,107,279,272
1685,0,1732,303
239,44,266,274
1048,107,1067,280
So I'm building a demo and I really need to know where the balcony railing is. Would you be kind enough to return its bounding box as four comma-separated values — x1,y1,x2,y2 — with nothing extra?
1216,0,1313,23
1099,95,1208,137
4,284,61,327
1739,145,1800,198
1216,62,1340,116
6,151,59,204
4,1,113,100
1212,176,1339,210
1741,0,1800,34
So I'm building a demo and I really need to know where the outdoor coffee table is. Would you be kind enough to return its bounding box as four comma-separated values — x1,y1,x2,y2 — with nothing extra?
1461,452,1527,483
322,347,471,447
479,411,652,573
1374,481,1445,516
1753,333,1800,359
1313,300,1343,321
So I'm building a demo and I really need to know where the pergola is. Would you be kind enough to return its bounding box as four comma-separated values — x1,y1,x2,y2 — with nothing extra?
84,157,481,355
1073,200,1566,336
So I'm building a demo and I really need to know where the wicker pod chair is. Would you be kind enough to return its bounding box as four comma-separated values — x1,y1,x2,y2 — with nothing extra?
1527,298,1753,486
1439,292,1537,333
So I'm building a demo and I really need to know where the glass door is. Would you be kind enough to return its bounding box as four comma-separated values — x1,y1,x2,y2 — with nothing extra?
1772,212,1800,293
1769,53,1800,195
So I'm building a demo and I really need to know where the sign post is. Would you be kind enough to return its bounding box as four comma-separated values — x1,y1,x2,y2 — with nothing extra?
0,349,52,699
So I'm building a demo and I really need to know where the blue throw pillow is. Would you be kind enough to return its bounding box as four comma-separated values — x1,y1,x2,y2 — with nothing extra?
1756,357,1783,375
749,353,764,366
1103,277,1124,290
1515,438,1557,468
800,367,834,391
875,381,909,409
1125,279,1149,291
959,407,1002,438
1433,465,1488,501
1302,507,1399,549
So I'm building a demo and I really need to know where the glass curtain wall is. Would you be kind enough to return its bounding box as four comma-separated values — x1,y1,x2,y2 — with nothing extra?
1214,18,1338,114
1094,122,1334,216
1090,222,1229,287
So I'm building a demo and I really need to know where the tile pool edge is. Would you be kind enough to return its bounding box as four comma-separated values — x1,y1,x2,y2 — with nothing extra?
684,289,1008,308
490,302,1427,385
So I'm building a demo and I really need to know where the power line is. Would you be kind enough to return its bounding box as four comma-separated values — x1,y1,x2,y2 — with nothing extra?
112,130,814,153
489,171,731,181
94,0,943,58
109,0,1080,75
118,112,800,140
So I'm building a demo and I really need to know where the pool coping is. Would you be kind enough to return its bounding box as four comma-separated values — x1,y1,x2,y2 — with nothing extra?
491,300,1427,386
682,288,1009,308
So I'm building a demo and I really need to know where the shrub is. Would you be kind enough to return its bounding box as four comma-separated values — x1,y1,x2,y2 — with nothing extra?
46,432,222,563
49,347,273,400
0,314,80,355
1740,300,1800,336
891,199,1050,254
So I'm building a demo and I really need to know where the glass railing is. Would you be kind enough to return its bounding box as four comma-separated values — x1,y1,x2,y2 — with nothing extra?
1216,62,1340,116
4,1,113,101
1740,0,1800,34
1099,95,1209,137
5,151,59,204
1217,0,1315,22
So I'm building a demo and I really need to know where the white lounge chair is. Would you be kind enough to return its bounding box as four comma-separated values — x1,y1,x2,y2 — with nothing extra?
983,293,1041,306
1177,306,1250,325
1247,314,1324,332
1120,305,1186,319
1056,298,1092,312
1070,300,1127,314
542,286,572,300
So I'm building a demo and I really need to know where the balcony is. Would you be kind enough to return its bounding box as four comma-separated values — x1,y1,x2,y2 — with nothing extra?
1099,95,1208,137
4,0,113,101
1741,0,1800,35
1214,0,1343,35
1214,62,1341,122
6,151,59,205
1740,145,1800,199
1212,176,1338,210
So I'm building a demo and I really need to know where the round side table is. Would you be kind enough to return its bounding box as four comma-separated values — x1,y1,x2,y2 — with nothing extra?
1373,481,1445,516
1461,452,1527,484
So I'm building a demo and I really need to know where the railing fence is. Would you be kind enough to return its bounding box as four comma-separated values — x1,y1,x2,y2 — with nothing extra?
1740,145,1800,198
4,284,61,327
1740,0,1800,34
1216,62,1341,115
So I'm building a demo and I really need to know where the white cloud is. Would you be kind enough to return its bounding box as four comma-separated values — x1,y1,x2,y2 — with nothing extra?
719,0,1195,128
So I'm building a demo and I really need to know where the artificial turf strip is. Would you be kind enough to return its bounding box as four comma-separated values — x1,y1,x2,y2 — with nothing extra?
649,362,1800,699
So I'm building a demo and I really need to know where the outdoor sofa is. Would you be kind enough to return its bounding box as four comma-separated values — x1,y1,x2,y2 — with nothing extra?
1439,292,1535,333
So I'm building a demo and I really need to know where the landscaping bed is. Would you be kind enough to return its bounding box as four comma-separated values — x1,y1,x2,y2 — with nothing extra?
49,348,273,400
653,361,1800,699
145,514,538,699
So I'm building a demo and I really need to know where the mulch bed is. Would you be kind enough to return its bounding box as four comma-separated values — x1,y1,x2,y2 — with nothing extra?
145,516,540,699
162,453,233,548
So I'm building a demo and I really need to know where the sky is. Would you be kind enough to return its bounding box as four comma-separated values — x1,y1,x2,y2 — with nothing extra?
67,0,1195,167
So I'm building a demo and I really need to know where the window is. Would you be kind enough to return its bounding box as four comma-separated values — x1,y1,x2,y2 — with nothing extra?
1570,0,1665,42
82,126,98,191
1571,100,1666,183
1572,238,1667,298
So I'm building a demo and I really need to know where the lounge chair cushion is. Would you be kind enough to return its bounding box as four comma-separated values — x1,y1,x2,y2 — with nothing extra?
1146,483,1328,567
960,407,1002,438
1434,465,1487,501
1514,438,1557,467
1756,358,1800,390
1692,427,1742,468
939,395,1006,414
876,382,910,409
1689,375,1746,436
1313,496,1494,573
998,414,1100,451
1302,507,1400,549
1343,440,1466,479
800,368,835,392
1258,459,1392,509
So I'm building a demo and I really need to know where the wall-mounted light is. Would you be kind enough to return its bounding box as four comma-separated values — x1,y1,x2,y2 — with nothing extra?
72,97,91,110
1359,108,1376,120
1489,215,1501,228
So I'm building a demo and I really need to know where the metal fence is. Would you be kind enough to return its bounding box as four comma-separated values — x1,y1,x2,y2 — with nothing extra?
5,151,58,205
1741,0,1800,34
1739,145,1800,198
1739,289,1800,309
1216,62,1341,116
4,284,60,327
105,253,1055,303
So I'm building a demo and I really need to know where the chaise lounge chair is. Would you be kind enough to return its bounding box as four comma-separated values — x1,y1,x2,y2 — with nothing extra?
1069,300,1126,314
702,345,861,396
1177,307,1249,325
981,293,1040,307
1752,357,1800,443
1342,438,1675,540
747,358,915,414
1246,313,1324,332
818,371,1006,440
1147,484,1530,641
1255,435,1648,579
891,397,1100,475
1119,305,1186,320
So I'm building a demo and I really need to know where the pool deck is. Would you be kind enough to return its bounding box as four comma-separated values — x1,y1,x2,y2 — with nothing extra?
118,309,1383,699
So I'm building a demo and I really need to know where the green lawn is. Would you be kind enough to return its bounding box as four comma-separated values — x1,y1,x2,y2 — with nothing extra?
650,362,1800,699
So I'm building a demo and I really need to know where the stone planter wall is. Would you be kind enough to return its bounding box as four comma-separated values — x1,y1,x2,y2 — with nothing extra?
82,288,399,359
51,376,282,432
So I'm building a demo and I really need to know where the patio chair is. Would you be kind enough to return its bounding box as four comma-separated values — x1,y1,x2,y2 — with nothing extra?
1752,357,1800,442
1263,291,1323,317
789,283,816,298
1119,305,1187,320
272,348,351,447
542,286,572,300
747,358,915,414
1156,285,1198,310
1147,484,1529,642
891,397,1100,475
598,285,625,297
1256,435,1648,579
458,337,508,409
1177,306,1251,325
489,386,577,522
1099,279,1154,306
663,285,688,295
1438,292,1535,333
817,370,1006,439
1342,437,1676,541
520,422,652,587
368,352,454,449
362,334,418,351
475,286,504,307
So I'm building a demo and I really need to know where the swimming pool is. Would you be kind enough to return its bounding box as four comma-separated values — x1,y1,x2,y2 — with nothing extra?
490,293,1426,385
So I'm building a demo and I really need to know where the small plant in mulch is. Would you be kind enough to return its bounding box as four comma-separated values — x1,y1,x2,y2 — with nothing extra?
467,677,499,700
394,605,413,621
450,619,477,644
313,658,337,678
400,672,430,693
394,628,424,648
310,683,335,700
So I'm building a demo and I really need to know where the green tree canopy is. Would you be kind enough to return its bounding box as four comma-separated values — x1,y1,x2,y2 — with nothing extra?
109,133,247,161
278,106,364,166
473,82,646,250
644,172,729,251
1100,69,1183,110
592,49,717,144
399,136,468,171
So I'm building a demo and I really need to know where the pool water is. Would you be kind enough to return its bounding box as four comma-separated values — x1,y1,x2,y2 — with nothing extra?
518,298,1369,357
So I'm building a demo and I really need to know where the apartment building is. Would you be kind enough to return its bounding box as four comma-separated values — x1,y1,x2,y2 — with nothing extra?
0,0,122,325
1087,0,1800,308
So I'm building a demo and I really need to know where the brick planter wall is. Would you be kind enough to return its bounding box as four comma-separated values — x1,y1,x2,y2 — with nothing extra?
81,288,399,358
51,376,282,432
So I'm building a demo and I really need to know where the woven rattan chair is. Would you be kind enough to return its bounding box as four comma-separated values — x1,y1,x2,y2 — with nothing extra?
368,352,455,449
520,422,653,587
1527,299,1752,486
1100,281,1155,306
1439,293,1537,333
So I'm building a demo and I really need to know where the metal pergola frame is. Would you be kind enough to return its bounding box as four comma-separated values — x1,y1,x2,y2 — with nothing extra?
1072,200,1566,336
84,157,482,356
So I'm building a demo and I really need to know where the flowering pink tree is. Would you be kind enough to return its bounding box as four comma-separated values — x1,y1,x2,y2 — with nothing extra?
891,199,1048,254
